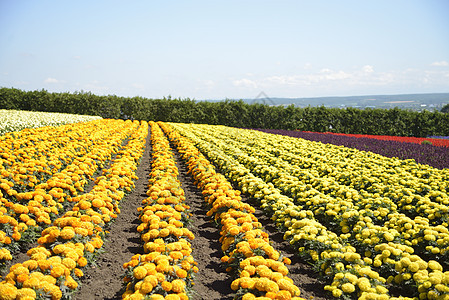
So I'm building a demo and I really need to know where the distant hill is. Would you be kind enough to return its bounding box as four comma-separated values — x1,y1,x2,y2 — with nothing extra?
206,93,449,111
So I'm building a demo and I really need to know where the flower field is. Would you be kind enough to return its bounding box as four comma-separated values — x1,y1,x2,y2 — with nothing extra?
0,116,448,300
254,129,449,170
299,132,449,147
0,110,101,135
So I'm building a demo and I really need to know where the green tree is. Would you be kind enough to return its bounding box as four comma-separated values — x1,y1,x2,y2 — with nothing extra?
441,103,449,113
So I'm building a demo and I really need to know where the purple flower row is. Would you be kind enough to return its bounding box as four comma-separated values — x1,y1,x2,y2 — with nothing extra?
252,129,449,170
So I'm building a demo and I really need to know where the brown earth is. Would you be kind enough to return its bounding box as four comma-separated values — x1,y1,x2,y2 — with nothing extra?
72,128,329,300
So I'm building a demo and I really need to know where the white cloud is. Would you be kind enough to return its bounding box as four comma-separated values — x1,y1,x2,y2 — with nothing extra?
233,78,258,89
44,77,60,84
363,65,374,73
431,61,449,67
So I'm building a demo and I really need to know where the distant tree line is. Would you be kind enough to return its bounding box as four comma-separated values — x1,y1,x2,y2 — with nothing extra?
1,87,448,137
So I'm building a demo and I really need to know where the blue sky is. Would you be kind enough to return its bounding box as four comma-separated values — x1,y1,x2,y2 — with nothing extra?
1,0,448,100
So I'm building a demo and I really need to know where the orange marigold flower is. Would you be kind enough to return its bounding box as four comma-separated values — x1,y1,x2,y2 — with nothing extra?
275,290,293,300
171,279,186,293
60,227,75,240
133,266,148,280
0,283,18,299
16,287,36,299
175,268,188,279
38,259,52,271
241,293,257,300
282,257,292,265
240,277,255,289
50,264,66,278
74,268,84,278
161,280,172,292
139,281,153,294
16,273,29,283
77,257,88,267
22,260,38,271
62,258,77,270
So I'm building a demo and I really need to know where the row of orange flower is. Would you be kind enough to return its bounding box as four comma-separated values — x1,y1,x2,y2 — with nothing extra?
1,119,121,190
160,122,305,300
121,121,198,300
0,120,148,299
0,120,137,271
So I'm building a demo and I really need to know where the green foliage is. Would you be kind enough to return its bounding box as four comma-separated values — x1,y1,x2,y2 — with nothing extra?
1,87,449,136
442,103,449,113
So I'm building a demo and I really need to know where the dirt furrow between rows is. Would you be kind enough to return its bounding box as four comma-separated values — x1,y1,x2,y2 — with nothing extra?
73,128,152,300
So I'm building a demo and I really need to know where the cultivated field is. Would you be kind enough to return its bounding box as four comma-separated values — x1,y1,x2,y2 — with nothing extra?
1,114,448,300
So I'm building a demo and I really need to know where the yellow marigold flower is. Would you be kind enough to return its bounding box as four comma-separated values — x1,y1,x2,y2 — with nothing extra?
85,243,95,253
155,272,165,283
62,257,77,270
38,259,52,271
143,275,158,287
50,264,66,278
78,200,91,210
171,279,186,293
229,226,240,236
266,280,279,293
64,275,78,290
16,273,29,284
16,287,36,299
92,199,105,208
231,278,240,291
175,268,187,279
282,257,291,265
159,228,170,238
13,265,29,276
60,227,75,240
376,285,389,294
356,277,371,292
240,277,255,289
169,251,184,260
428,260,443,271
161,281,172,292
256,265,272,278
332,288,343,297
22,277,40,289
241,293,257,300
165,294,181,300
133,266,148,280
138,281,153,294
341,282,356,293
74,268,84,278
91,215,102,224
275,290,293,300
48,285,63,300
0,283,18,300
43,274,57,285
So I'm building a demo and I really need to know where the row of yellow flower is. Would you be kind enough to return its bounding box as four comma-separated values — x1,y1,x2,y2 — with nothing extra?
182,125,449,271
0,120,148,300
190,126,449,263
160,122,305,300
169,123,449,299
121,121,198,300
215,127,449,226
0,120,137,271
